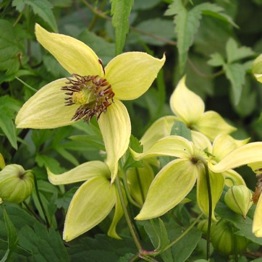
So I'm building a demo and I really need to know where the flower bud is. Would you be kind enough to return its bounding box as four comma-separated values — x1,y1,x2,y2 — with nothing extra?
0,164,34,203
127,162,154,206
211,220,249,255
224,185,252,218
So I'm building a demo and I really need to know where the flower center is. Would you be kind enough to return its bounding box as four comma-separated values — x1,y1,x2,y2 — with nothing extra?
61,74,114,121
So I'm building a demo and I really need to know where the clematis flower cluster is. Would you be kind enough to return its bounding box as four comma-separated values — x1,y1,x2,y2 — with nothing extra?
131,77,262,239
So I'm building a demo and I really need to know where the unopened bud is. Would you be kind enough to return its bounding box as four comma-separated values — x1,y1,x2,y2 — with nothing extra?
0,164,34,203
224,185,252,218
211,220,249,255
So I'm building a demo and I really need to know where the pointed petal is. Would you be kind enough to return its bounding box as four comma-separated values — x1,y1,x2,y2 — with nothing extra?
211,142,262,173
197,170,224,220
140,116,177,151
63,176,116,241
16,78,78,129
196,111,236,141
135,159,198,220
253,194,262,237
212,134,246,161
48,161,110,185
191,131,212,152
98,100,131,182
170,76,204,125
35,24,103,76
107,186,125,239
223,169,246,187
131,135,194,161
105,53,165,100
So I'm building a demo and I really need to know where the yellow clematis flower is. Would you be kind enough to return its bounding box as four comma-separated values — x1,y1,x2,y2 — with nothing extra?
169,77,236,140
141,77,236,144
132,132,253,220
15,24,165,181
48,160,123,241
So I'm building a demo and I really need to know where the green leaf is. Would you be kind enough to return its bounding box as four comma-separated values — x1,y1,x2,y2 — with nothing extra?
68,234,136,261
0,113,17,150
224,63,246,105
110,0,134,54
226,38,254,63
165,0,202,74
170,121,192,141
134,18,174,46
170,227,201,262
165,1,237,74
207,52,225,67
12,0,57,32
0,19,26,76
0,96,20,149
18,223,69,261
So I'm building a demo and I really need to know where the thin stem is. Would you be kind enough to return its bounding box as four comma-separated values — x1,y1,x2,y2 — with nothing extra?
15,77,37,92
33,176,50,228
115,176,143,251
161,213,203,253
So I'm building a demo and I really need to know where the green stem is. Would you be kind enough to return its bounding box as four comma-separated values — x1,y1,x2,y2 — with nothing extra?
33,176,50,228
115,176,143,251
203,161,212,260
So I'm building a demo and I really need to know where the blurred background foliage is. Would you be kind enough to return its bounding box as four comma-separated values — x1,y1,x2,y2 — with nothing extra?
1,0,262,261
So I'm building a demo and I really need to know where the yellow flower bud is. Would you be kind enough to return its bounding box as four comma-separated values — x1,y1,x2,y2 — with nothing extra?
211,220,249,255
0,164,34,203
224,185,253,218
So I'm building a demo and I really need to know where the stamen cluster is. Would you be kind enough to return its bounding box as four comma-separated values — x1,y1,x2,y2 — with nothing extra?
62,74,114,121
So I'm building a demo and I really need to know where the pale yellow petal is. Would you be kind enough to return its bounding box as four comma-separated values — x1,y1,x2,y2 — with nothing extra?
105,52,165,100
195,111,236,141
98,100,131,182
131,135,194,161
15,78,78,129
191,131,212,152
63,176,116,241
48,161,110,185
135,159,198,220
140,116,177,151
211,142,262,173
253,194,262,237
170,76,205,125
212,134,243,161
35,24,103,76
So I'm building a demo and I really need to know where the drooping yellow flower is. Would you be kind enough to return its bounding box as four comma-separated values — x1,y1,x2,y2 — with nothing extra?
132,132,253,220
140,77,236,144
15,24,165,181
169,77,236,140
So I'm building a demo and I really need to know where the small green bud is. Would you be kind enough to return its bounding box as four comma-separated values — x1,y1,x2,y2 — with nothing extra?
224,185,252,218
211,220,249,255
0,164,34,203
